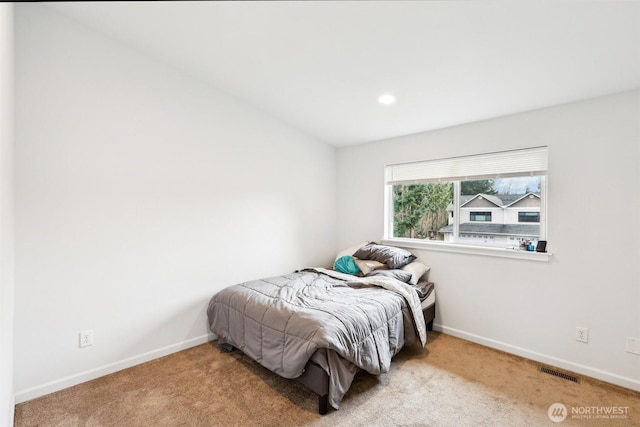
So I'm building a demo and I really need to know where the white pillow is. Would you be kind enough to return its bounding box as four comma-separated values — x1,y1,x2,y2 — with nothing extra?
401,261,431,285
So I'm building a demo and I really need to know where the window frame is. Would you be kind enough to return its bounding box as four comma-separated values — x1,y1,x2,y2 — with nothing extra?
469,211,493,222
518,211,541,223
383,147,550,261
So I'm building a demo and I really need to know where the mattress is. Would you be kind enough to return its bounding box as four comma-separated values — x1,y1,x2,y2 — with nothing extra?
420,289,436,309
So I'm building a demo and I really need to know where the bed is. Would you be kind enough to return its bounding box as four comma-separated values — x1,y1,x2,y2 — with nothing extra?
206,243,436,414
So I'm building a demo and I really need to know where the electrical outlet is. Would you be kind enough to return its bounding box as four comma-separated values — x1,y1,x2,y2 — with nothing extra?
626,337,640,355
79,330,93,348
575,327,588,343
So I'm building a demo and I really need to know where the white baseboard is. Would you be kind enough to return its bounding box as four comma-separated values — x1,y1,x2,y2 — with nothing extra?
434,324,640,393
14,333,217,404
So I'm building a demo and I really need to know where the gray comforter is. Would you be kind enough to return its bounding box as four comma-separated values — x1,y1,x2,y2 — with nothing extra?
207,268,427,408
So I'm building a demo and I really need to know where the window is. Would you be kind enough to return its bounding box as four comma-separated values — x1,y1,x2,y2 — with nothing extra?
518,212,540,222
470,211,492,222
385,147,548,250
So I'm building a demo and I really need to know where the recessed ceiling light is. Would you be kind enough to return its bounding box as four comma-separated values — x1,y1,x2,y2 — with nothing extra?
378,94,396,105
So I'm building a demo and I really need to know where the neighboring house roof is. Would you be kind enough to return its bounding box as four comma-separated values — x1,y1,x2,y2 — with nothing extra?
448,192,540,211
439,223,540,236
460,193,502,208
504,192,540,207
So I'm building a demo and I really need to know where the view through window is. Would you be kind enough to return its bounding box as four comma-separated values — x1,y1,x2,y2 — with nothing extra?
386,147,547,250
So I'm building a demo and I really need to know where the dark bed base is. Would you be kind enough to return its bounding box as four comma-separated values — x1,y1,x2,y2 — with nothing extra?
220,302,435,415
423,301,435,331
296,359,329,414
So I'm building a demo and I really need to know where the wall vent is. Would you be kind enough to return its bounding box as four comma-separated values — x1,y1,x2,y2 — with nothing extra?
539,366,580,383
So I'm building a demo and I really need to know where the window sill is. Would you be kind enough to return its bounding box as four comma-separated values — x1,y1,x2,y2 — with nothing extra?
381,238,552,262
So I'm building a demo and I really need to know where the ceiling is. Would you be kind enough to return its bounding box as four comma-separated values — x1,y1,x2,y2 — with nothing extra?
44,1,640,147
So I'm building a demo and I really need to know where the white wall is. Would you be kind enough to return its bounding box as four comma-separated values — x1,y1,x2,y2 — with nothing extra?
337,90,640,391
14,5,336,402
0,4,15,425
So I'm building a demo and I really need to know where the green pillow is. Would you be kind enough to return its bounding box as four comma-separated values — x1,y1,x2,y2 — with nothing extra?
333,255,361,275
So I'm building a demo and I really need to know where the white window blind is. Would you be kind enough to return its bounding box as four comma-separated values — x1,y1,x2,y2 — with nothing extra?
386,146,548,184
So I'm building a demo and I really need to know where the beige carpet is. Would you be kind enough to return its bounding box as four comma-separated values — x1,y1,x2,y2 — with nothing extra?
15,332,640,426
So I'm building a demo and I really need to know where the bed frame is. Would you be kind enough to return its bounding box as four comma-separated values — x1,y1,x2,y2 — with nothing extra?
220,300,435,415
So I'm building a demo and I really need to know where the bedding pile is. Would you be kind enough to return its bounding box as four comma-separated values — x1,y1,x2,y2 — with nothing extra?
207,243,431,409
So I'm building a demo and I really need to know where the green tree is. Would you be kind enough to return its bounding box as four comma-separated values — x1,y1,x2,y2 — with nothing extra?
461,179,496,196
394,183,452,239
393,185,428,238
